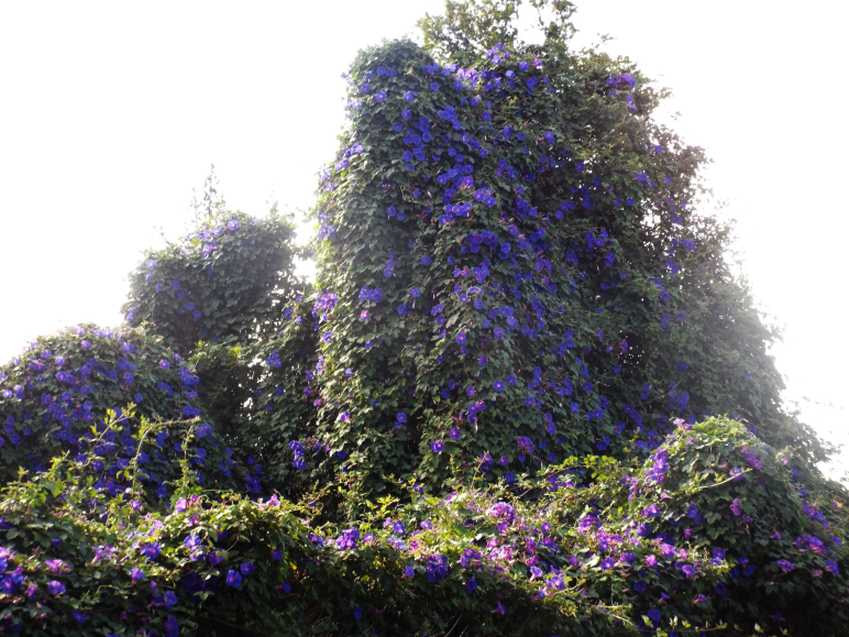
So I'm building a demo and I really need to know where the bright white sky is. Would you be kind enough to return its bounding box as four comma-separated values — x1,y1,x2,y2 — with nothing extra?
0,1,846,476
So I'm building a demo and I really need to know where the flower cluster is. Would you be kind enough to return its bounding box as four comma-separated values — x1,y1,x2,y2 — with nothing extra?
0,325,235,499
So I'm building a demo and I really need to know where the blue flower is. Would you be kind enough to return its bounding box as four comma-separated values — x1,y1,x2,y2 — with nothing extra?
266,350,282,369
163,590,178,608
335,528,360,550
139,542,161,561
240,561,255,576
647,608,661,627
165,615,180,637
358,287,383,303
47,580,65,596
425,554,449,582
225,569,242,588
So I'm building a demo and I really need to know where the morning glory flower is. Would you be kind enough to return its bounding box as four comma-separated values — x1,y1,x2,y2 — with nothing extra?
730,498,743,517
335,528,360,550
47,580,66,596
225,569,242,588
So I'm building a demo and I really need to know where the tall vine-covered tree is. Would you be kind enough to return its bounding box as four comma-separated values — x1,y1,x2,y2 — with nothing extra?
306,0,823,502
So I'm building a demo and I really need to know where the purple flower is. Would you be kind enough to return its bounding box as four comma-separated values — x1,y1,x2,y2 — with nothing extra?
680,563,696,578
577,513,599,534
130,567,145,583
139,542,161,561
225,569,243,588
425,554,449,582
739,445,763,470
45,558,71,574
730,498,743,517
240,561,255,576
686,502,703,524
776,559,795,573
487,502,515,525
607,72,636,90
93,545,116,562
335,528,360,551
646,448,668,483
515,436,534,454
641,503,660,518
266,350,282,369
165,615,180,637
431,439,444,454
358,287,383,303
459,548,482,569
383,254,396,278
47,580,66,596
646,608,661,627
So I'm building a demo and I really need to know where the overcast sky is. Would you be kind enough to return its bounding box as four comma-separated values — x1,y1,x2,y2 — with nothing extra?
0,1,846,476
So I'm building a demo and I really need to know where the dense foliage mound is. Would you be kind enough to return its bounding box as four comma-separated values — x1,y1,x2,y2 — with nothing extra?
0,325,239,499
1,1,847,635
124,210,299,354
1,417,845,636
300,1,825,504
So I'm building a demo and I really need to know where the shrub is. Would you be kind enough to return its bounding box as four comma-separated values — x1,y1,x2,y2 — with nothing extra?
124,210,299,355
0,325,235,501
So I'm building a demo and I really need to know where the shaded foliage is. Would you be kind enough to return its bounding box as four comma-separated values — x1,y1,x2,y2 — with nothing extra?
125,210,299,355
